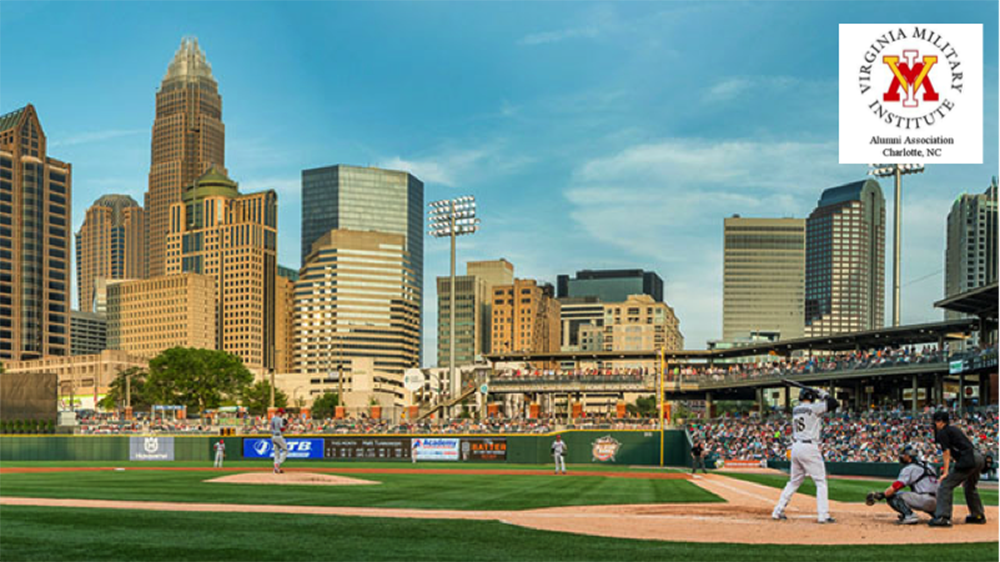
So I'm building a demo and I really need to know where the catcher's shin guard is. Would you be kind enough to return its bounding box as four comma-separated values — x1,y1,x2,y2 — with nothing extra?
887,494,913,517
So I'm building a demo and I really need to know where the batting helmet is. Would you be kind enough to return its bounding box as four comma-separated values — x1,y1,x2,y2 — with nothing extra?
799,388,818,402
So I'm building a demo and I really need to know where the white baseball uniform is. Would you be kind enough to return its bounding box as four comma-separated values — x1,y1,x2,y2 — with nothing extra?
772,395,834,522
552,439,567,474
213,440,226,468
271,415,288,471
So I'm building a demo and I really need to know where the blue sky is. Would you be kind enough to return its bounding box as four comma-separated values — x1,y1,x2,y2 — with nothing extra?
1,1,997,360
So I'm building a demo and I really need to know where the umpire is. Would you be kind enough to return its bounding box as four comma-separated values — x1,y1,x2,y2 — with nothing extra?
928,411,987,527
691,440,707,474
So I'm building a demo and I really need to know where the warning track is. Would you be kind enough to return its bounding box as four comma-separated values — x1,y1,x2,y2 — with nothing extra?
0,466,689,479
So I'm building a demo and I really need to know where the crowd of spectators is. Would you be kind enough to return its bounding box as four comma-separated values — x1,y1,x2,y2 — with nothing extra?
687,406,998,463
677,345,952,386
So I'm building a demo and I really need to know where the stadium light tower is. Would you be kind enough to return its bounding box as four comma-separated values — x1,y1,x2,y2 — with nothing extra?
868,163,925,327
428,196,480,416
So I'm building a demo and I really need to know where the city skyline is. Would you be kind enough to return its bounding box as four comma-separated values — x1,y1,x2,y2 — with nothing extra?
1,1,998,356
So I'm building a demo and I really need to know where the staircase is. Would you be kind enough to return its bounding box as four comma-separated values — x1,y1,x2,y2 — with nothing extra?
417,384,477,421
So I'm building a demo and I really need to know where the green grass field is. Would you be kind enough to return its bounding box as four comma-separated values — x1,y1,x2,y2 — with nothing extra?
723,472,1000,506
0,469,716,510
1,506,996,562
1,465,996,561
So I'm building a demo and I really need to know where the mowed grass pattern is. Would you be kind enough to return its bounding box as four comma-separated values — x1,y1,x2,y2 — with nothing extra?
723,472,1000,506
1,506,996,562
0,470,719,510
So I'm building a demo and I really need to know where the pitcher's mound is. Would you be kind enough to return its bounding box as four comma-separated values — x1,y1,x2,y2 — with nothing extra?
206,472,379,486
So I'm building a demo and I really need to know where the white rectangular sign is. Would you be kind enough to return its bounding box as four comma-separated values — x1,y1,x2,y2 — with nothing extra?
839,24,982,164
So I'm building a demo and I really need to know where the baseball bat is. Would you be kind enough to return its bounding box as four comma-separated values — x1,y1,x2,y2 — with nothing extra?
779,378,820,395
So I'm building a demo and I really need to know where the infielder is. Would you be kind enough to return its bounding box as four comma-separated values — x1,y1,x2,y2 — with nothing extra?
772,387,838,523
271,409,288,474
551,435,567,474
865,444,938,524
213,439,226,468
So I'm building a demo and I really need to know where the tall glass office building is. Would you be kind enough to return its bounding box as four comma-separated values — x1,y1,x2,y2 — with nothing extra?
556,269,664,303
301,165,424,359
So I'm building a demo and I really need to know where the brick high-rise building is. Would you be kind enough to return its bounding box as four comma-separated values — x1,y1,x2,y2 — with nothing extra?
145,37,225,278
805,180,885,336
75,195,145,312
106,274,217,359
275,266,296,373
490,279,560,356
602,294,684,355
165,167,276,370
0,104,72,361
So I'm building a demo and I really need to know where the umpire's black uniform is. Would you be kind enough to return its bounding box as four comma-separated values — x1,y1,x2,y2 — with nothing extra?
930,411,986,526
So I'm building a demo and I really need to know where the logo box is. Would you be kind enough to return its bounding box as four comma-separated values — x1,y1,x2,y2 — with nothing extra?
460,438,507,462
839,24,982,164
129,436,175,461
410,438,460,461
242,437,324,459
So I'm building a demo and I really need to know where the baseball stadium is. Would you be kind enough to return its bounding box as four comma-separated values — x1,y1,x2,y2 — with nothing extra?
1,289,997,561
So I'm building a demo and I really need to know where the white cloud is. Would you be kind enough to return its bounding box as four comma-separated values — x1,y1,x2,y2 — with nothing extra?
566,137,865,348
50,128,145,148
378,143,532,188
239,176,301,200
518,26,601,46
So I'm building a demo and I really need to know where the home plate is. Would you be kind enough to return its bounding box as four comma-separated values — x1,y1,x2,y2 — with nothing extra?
205,472,379,486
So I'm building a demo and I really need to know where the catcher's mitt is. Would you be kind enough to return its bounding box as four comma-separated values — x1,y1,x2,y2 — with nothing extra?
865,491,885,506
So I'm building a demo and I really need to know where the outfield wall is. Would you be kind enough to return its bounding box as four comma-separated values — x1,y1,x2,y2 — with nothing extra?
0,430,690,466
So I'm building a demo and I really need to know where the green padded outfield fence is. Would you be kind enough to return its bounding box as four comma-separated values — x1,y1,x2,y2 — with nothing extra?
0,430,692,466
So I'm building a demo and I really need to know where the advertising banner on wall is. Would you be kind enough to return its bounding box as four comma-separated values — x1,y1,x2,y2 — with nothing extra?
243,438,324,459
411,438,460,461
460,438,507,462
129,436,175,461
324,437,412,460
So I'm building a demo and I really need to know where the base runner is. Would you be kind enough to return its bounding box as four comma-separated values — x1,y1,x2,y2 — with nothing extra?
271,409,288,474
772,387,839,524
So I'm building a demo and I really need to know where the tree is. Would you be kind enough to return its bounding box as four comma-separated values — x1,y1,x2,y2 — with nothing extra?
311,391,340,419
626,395,658,417
242,380,288,416
98,367,150,411
145,347,254,414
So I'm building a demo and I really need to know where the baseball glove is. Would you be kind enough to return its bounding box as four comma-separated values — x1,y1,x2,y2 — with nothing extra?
865,491,885,506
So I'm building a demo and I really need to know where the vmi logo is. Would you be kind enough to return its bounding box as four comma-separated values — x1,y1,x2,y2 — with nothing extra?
855,26,963,129
839,23,982,164
882,50,939,108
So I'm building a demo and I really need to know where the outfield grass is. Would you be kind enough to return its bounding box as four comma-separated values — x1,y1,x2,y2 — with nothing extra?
0,460,682,472
0,469,718,510
1,506,996,562
724,472,1000,506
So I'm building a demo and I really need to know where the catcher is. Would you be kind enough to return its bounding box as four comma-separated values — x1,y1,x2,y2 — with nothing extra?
865,444,938,525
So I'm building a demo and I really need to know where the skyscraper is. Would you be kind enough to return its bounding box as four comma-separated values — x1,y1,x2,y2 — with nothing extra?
70,310,107,356
556,269,664,303
490,279,561,356
275,266,296,373
294,229,420,377
145,37,225,278
164,167,276,370
301,164,424,358
805,180,886,337
723,217,805,341
75,194,145,312
945,179,998,318
435,259,514,368
0,104,72,361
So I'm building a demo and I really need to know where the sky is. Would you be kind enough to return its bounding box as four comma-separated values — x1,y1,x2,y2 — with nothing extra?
1,1,997,363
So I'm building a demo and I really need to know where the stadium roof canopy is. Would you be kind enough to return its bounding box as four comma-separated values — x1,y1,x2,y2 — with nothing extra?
934,281,998,321
484,318,979,364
